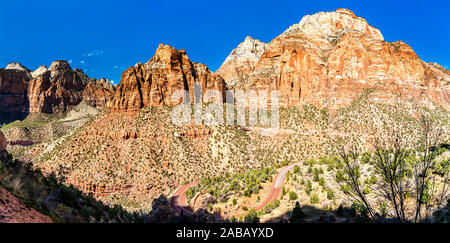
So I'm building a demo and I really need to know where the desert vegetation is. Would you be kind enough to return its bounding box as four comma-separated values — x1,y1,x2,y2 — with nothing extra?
2,88,448,222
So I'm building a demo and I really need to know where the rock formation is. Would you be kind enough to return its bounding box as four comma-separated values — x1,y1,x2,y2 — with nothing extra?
108,44,226,110
0,67,30,114
31,65,48,79
28,61,115,113
216,36,267,89
0,61,115,118
219,9,450,109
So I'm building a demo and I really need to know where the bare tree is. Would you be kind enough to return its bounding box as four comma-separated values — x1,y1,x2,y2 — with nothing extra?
336,141,377,220
372,133,411,223
334,114,447,223
412,115,443,222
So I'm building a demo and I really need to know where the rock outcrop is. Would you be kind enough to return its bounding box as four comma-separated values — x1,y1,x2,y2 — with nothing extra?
0,67,30,114
31,66,48,79
5,63,31,73
0,185,52,223
27,60,115,113
0,61,115,117
219,9,450,109
216,36,267,89
108,44,226,110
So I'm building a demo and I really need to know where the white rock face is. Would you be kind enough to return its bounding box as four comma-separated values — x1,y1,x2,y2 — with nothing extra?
217,36,267,88
31,65,48,78
5,63,29,72
222,36,268,66
281,8,383,41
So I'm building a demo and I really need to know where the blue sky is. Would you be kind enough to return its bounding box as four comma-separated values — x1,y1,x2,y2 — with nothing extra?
1,0,449,84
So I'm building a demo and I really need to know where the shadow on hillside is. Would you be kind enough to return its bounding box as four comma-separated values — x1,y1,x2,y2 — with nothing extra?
265,204,365,223
0,149,229,223
267,202,450,223
161,194,226,223
0,150,149,223
0,111,28,127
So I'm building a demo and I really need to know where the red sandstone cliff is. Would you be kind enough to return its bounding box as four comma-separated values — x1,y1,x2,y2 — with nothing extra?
28,61,115,113
218,9,450,109
0,61,115,116
108,44,226,110
0,65,30,113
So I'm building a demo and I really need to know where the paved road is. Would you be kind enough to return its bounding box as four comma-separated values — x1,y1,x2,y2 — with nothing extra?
253,162,301,212
170,181,198,215
170,162,302,217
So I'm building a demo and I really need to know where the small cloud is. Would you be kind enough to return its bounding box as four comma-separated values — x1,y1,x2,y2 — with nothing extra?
80,60,85,64
68,59,73,64
86,49,103,57
114,65,119,69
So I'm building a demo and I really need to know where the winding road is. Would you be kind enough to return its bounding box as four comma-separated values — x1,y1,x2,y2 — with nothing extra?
170,181,199,215
170,162,302,217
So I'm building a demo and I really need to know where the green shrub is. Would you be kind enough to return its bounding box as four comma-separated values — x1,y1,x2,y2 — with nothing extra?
305,181,312,195
310,193,320,204
319,177,325,188
244,209,260,223
289,191,298,200
326,189,335,200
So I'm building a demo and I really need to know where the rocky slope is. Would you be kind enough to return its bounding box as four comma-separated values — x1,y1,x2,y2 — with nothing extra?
0,185,52,223
0,61,115,122
216,36,267,89
108,44,226,110
219,8,450,109
0,131,52,223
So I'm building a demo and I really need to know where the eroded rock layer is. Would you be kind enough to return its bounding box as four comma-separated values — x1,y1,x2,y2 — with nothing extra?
28,61,115,113
108,44,226,110
219,9,450,109
0,61,115,117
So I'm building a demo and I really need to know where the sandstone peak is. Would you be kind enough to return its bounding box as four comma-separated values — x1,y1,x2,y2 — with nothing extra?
152,44,187,63
31,65,48,78
216,9,449,109
5,63,29,72
217,36,268,88
25,60,115,113
223,36,267,64
282,8,383,41
108,44,226,109
49,60,72,71
336,8,356,17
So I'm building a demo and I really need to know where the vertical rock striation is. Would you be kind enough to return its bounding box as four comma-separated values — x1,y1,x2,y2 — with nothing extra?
108,44,226,110
218,9,450,109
